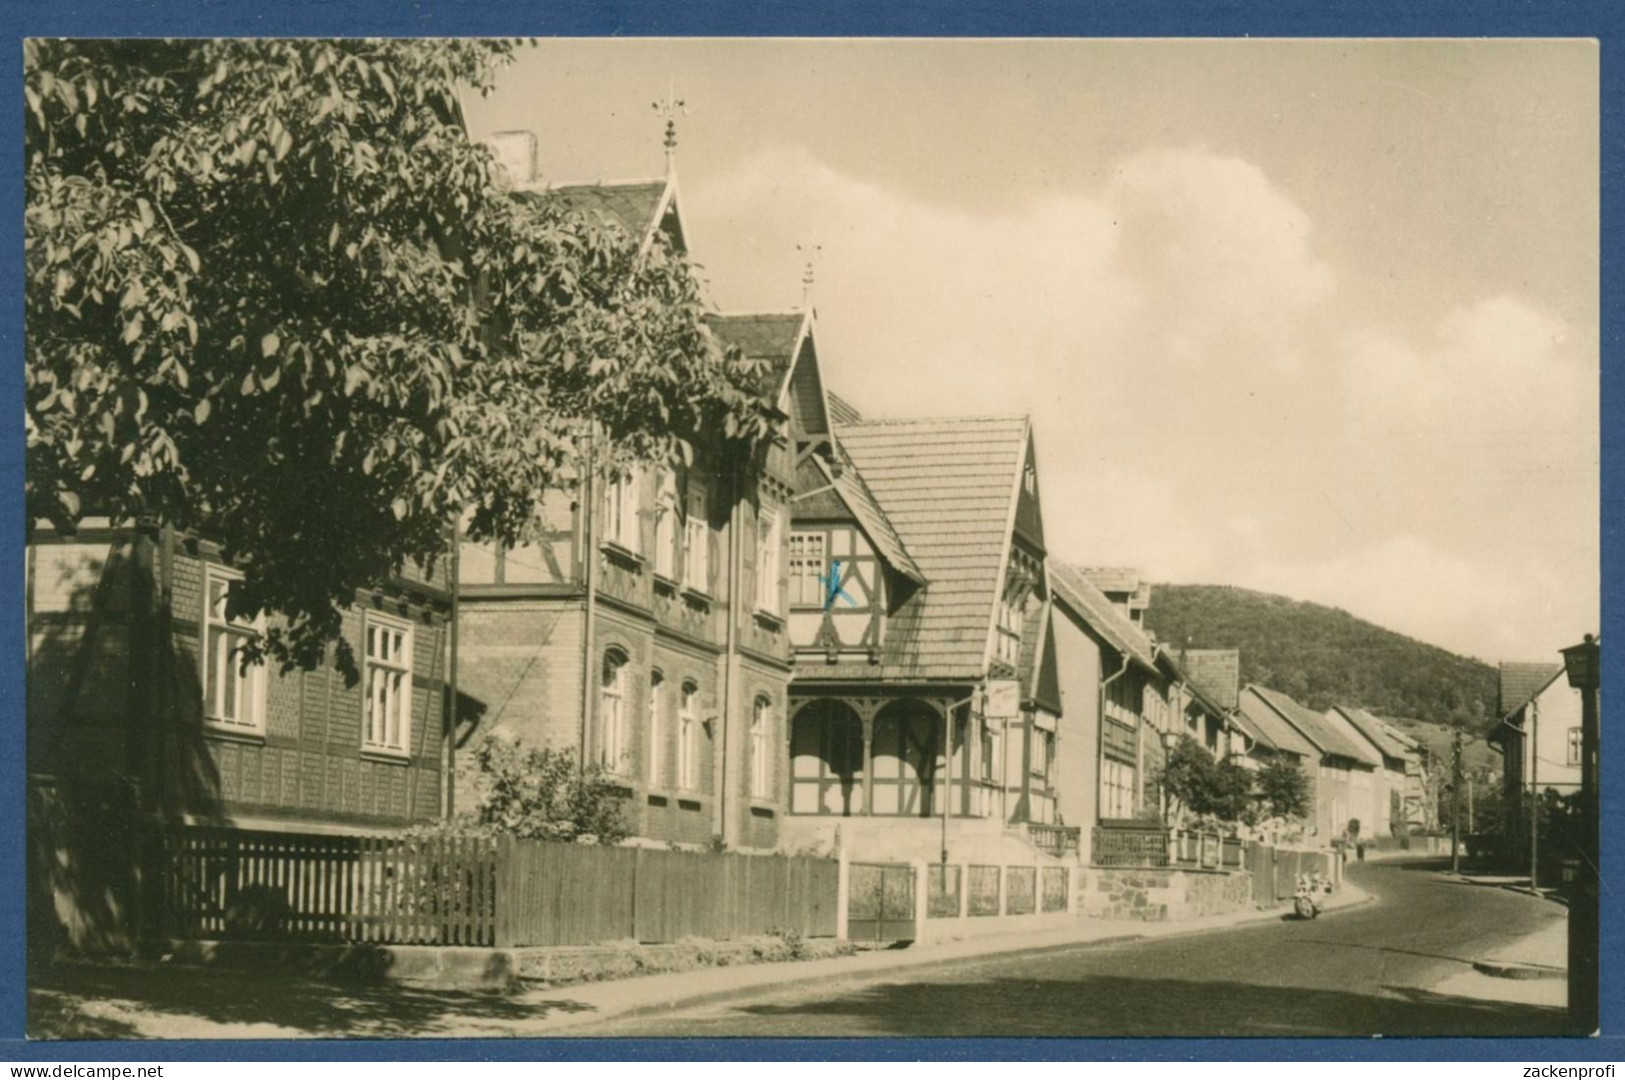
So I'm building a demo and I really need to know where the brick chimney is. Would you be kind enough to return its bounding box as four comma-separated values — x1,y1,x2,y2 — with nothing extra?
486,129,538,189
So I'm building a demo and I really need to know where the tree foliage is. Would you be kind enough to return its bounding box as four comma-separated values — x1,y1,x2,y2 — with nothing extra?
458,736,631,844
25,39,774,674
1157,735,1253,825
1145,584,1498,734
1255,757,1310,821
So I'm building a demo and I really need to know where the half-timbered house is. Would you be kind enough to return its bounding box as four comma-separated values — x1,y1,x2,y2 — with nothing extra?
453,135,797,852
775,380,1066,865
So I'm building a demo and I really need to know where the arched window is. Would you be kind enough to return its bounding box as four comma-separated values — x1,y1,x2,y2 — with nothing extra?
751,695,773,799
599,649,629,773
648,669,665,786
677,681,700,790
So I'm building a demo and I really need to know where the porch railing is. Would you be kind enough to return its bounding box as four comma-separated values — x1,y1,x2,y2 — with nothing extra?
1091,821,1170,868
1027,823,1081,858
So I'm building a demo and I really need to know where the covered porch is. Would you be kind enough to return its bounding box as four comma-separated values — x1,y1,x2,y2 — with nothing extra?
787,692,1001,821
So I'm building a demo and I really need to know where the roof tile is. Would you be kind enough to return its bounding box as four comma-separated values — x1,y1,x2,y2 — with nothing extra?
833,414,1030,681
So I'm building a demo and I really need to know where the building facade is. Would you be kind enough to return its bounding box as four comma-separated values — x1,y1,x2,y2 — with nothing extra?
776,370,1065,865
27,520,451,833
1490,660,1581,865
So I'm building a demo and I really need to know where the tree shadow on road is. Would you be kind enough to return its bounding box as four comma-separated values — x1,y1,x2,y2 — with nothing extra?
29,962,597,1040
710,973,1573,1038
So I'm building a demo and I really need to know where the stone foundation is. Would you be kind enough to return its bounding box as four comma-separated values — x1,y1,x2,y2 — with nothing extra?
1082,866,1253,921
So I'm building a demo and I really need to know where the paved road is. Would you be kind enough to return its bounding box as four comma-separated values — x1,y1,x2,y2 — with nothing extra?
583,860,1571,1038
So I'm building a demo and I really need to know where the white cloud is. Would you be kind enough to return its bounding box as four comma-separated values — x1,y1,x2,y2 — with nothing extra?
685,146,1596,662
1102,148,1336,373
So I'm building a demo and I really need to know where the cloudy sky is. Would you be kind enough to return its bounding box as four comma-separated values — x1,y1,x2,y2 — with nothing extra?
465,39,1599,664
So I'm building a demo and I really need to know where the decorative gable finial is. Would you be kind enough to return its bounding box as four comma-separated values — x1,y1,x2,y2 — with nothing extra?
652,80,686,174
798,243,822,309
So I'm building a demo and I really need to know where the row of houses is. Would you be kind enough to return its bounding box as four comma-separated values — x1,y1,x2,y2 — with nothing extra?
26,126,1439,904
1488,658,1587,868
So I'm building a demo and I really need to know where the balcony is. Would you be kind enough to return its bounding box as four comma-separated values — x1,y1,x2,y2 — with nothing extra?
1027,822,1081,858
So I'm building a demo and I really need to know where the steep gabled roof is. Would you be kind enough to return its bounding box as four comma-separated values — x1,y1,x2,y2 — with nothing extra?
515,176,682,254
1499,661,1565,721
1079,567,1141,595
1048,560,1159,674
810,454,923,584
1251,686,1378,764
1236,687,1319,759
1379,719,1421,752
826,392,864,427
706,312,808,403
1331,705,1411,762
1178,649,1241,711
833,414,1031,681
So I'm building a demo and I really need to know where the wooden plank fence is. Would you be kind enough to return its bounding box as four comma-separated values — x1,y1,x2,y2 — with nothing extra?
161,826,499,946
158,825,838,950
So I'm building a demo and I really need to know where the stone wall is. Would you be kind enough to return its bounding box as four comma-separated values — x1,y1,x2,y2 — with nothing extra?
1082,867,1252,922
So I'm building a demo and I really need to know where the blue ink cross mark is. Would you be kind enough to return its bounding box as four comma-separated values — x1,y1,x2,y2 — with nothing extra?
819,560,857,610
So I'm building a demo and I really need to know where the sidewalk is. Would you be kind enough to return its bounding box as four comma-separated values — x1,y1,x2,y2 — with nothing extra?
1427,908,1567,1010
30,882,1371,1039
521,879,1371,1035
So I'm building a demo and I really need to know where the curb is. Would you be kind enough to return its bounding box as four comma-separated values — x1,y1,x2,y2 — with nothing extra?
543,932,1151,1031
1471,958,1567,981
546,886,1377,1032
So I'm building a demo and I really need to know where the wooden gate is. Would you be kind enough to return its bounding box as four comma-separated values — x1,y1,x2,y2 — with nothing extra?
848,862,916,943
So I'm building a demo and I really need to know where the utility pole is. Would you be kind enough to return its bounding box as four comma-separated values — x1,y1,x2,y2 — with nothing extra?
1467,773,1474,834
1450,725,1463,873
1529,698,1540,894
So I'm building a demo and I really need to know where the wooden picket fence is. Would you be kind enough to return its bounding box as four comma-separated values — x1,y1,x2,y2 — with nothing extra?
160,826,499,946
157,825,838,949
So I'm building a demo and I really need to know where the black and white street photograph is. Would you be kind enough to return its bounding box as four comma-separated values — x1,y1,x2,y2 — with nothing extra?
22,37,1600,1041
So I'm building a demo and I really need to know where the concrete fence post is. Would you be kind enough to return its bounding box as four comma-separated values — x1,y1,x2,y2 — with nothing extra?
912,859,930,929
835,846,850,942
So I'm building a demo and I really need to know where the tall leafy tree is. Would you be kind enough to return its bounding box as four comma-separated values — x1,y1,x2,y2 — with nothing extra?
25,39,773,674
1256,757,1311,821
1157,734,1254,825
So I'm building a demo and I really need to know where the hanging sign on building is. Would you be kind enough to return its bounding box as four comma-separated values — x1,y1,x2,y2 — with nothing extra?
985,679,1021,720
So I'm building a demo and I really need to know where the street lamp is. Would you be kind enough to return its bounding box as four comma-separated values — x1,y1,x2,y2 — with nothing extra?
1559,633,1600,1034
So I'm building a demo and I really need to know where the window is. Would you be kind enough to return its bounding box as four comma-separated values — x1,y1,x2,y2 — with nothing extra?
363,614,413,756
653,469,679,578
202,566,266,734
755,507,782,615
1100,759,1136,819
599,649,629,774
682,481,709,591
1032,728,1053,782
601,470,641,554
980,718,996,782
1023,461,1036,497
751,696,773,799
677,681,701,790
648,670,665,786
788,532,827,607
995,586,1024,667
1568,727,1582,766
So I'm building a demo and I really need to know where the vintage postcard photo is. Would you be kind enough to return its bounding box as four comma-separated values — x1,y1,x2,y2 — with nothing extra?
22,37,1600,1040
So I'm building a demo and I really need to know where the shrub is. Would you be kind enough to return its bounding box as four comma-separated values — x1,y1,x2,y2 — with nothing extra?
417,736,631,844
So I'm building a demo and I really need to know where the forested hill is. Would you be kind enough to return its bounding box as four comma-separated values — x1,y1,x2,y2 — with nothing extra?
1145,584,1498,735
